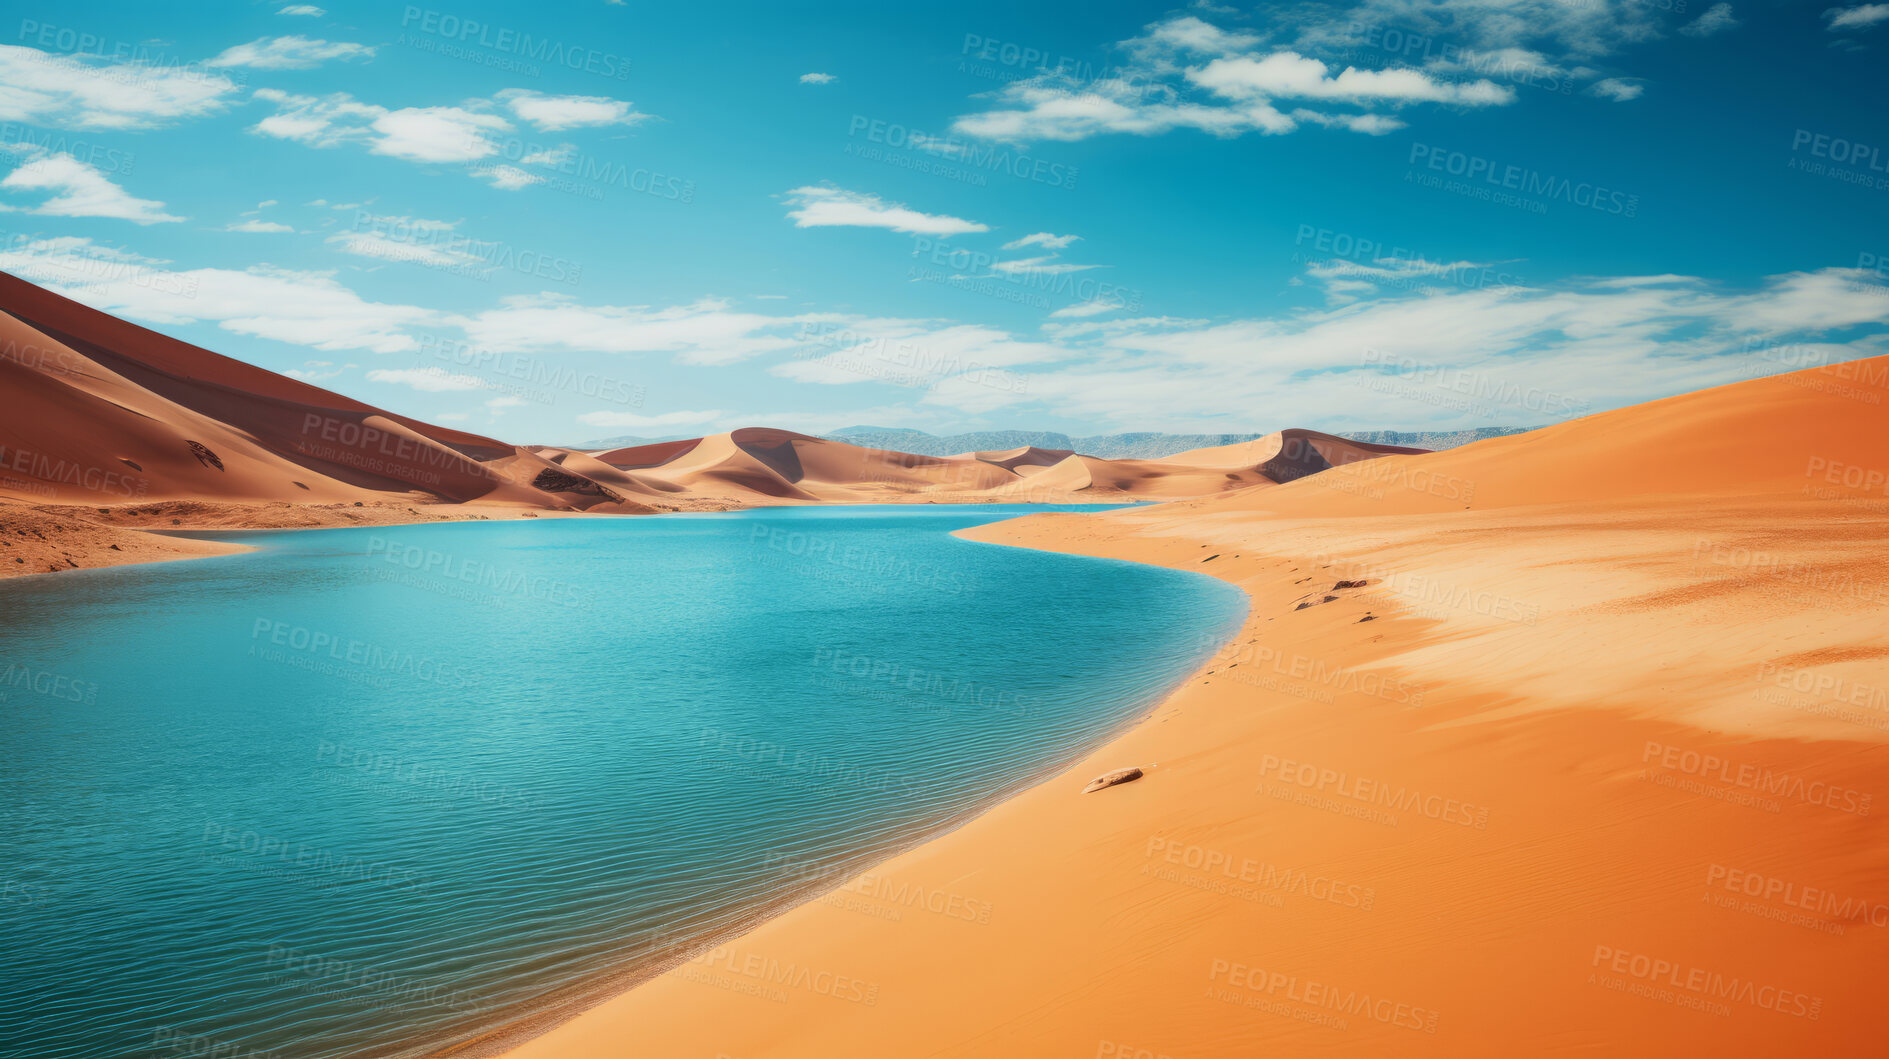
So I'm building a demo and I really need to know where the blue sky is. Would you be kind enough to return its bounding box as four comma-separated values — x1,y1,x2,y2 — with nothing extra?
2,0,1886,443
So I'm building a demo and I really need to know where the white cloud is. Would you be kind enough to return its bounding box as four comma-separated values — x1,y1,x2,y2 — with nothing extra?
370,106,510,162
578,409,730,429
0,44,241,130
248,89,580,182
496,89,647,131
1136,15,1263,56
799,72,837,84
474,164,544,190
1825,3,1889,29
485,395,526,411
954,17,1518,145
1590,78,1645,101
283,359,346,380
1292,0,1663,60
992,255,1100,276
1050,297,1126,318
906,266,1889,430
1,153,181,224
1290,109,1407,134
278,4,326,14
772,319,1063,390
247,88,386,147
1191,52,1515,105
0,238,439,352
519,144,576,166
783,186,988,236
465,294,810,365
209,35,373,70
224,219,295,233
366,367,489,392
1004,232,1079,250
1679,3,1741,36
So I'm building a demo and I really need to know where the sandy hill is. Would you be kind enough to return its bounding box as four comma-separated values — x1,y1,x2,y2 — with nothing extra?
0,269,1427,576
507,354,1889,1058
0,272,650,514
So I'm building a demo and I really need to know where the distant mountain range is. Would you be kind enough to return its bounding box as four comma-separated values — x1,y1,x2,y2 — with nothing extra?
574,426,1534,458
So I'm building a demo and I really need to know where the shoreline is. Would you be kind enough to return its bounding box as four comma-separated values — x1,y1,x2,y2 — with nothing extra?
0,494,1138,583
418,564,1247,1059
491,492,1889,1057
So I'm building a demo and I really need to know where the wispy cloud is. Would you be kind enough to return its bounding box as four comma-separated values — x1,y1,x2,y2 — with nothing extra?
1003,232,1079,251
1679,4,1742,37
0,44,240,129
1590,78,1645,102
783,186,989,236
496,89,648,131
1,152,182,224
209,35,373,69
1825,3,1889,29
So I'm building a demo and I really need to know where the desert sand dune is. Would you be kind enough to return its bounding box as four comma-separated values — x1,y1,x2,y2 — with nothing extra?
0,270,1428,552
1166,426,1430,482
502,354,1889,1058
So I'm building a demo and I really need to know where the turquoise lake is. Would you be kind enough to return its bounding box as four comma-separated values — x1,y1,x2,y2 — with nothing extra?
0,505,1247,1058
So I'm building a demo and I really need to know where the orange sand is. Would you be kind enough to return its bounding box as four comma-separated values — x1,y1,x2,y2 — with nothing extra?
0,269,1419,580
498,356,1889,1057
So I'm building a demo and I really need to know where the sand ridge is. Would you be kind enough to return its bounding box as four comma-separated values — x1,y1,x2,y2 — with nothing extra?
1,270,1423,578
495,354,1889,1057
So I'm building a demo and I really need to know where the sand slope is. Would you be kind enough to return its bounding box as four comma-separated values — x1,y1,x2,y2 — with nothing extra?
501,355,1889,1058
1,269,1431,579
0,272,630,512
